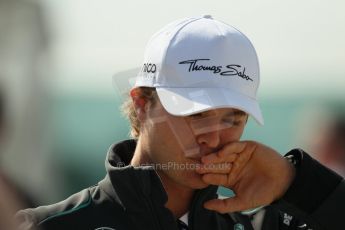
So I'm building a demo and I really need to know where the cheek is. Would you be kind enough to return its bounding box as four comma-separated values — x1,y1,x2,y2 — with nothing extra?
158,116,201,157
220,126,245,142
148,122,190,159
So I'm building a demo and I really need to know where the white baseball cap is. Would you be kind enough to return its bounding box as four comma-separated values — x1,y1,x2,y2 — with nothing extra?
134,15,264,125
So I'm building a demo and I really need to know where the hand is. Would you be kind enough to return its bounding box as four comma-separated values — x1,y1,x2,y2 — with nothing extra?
196,141,296,213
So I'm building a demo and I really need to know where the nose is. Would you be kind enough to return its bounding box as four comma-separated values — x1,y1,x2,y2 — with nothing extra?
195,128,221,150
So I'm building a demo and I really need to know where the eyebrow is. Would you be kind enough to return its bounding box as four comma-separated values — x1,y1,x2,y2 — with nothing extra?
224,110,247,117
191,109,247,118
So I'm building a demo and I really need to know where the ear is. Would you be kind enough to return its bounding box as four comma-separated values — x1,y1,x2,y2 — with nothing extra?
130,88,148,121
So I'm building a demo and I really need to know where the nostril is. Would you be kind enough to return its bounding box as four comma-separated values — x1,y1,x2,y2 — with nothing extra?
196,130,221,149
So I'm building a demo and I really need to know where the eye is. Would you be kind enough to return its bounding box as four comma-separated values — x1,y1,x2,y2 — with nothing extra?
222,118,235,125
232,120,242,126
220,120,241,128
222,116,245,126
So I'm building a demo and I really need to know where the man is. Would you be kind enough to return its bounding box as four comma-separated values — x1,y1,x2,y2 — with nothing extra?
17,15,345,230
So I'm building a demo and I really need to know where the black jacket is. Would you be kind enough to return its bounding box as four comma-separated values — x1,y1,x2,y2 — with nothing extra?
17,140,345,230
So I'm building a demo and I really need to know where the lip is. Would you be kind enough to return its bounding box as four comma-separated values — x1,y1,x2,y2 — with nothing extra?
199,148,219,157
181,144,220,159
184,149,217,159
182,146,200,158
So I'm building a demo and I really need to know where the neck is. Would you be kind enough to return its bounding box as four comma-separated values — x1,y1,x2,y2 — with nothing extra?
131,138,195,219
157,170,195,218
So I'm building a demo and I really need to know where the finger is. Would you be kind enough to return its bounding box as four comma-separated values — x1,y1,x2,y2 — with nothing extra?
200,152,221,164
201,142,246,164
201,173,229,186
203,197,250,214
196,162,232,174
227,144,255,185
217,142,246,159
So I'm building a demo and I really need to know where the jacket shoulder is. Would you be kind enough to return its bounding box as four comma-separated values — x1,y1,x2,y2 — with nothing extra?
17,186,96,230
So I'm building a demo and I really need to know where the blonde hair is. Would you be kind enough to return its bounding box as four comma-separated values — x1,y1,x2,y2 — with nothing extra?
121,87,157,138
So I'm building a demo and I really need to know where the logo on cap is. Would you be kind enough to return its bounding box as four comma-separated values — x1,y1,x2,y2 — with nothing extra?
179,59,253,81
139,63,157,80
141,63,157,73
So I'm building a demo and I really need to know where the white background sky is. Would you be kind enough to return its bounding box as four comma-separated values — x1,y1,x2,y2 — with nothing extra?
42,0,345,97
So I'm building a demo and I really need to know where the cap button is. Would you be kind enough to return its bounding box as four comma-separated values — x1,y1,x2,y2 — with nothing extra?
203,15,213,19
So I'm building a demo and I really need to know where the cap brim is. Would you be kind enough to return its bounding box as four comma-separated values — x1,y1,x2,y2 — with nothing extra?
156,87,264,125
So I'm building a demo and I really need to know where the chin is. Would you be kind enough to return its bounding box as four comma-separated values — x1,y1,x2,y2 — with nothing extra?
182,171,209,190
